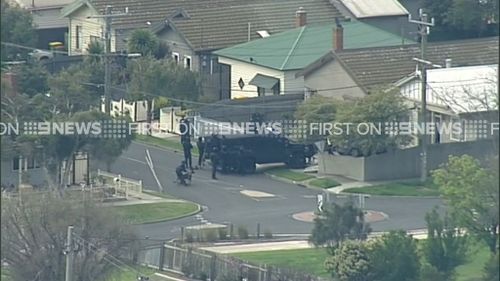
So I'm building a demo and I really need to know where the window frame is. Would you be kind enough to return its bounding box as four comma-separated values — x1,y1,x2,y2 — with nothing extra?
172,52,180,64
184,55,192,70
75,25,83,50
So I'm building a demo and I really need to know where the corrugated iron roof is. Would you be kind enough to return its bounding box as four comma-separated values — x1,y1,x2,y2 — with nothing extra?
338,0,408,18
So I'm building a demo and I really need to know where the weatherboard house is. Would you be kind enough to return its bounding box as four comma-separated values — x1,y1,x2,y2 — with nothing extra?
215,15,412,100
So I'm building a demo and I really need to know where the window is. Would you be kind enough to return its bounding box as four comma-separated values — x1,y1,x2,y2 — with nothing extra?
257,87,265,97
272,83,280,95
75,25,82,49
172,52,180,64
184,55,192,70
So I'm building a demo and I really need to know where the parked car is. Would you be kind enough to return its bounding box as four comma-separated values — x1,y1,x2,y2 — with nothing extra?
28,49,54,61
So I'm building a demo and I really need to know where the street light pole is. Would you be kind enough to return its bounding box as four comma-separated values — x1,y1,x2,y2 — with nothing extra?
409,9,435,182
88,5,129,115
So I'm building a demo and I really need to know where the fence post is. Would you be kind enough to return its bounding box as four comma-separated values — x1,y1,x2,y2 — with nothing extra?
210,253,217,281
180,226,184,243
229,223,234,239
139,180,143,193
158,242,165,271
257,223,260,240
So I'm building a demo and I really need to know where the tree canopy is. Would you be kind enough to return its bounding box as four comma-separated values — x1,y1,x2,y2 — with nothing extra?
1,192,138,281
0,0,37,61
432,155,499,253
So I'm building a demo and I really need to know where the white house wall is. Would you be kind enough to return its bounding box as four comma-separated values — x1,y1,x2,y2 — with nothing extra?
68,7,114,55
157,28,199,71
218,57,285,99
304,59,365,99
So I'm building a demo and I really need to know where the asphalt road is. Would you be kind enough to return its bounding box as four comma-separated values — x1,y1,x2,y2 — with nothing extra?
105,142,444,241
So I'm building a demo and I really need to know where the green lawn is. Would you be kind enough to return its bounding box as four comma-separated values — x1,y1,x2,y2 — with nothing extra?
111,202,199,224
309,178,341,189
135,134,199,155
343,180,440,197
233,248,330,278
266,168,315,182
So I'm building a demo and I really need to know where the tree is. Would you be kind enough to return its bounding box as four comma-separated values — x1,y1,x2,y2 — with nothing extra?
328,89,412,157
295,95,338,124
369,230,420,281
423,208,468,275
422,0,499,40
0,0,37,61
310,201,371,250
0,192,138,281
128,29,159,57
432,155,499,253
325,241,372,281
127,56,201,134
16,63,50,97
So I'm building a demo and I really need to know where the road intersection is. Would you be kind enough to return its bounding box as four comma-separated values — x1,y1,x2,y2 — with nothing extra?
104,142,444,241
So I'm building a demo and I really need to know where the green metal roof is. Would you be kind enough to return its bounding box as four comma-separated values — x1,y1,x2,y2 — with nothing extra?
215,21,413,71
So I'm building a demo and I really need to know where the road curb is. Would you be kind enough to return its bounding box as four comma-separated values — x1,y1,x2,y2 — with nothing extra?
336,191,442,199
265,173,327,192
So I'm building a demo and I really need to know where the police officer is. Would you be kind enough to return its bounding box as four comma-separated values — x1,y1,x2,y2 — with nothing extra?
182,139,193,171
210,146,219,180
196,136,205,168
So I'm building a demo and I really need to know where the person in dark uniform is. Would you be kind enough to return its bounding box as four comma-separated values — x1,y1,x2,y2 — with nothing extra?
210,146,219,180
175,160,188,185
196,136,205,168
182,139,193,171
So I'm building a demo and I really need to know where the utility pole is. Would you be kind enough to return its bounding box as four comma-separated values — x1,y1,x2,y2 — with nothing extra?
65,225,74,281
88,5,128,115
409,9,434,182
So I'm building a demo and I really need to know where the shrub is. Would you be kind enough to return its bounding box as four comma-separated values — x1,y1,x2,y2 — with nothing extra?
205,229,218,242
237,225,249,239
264,229,273,239
185,232,194,243
198,272,208,281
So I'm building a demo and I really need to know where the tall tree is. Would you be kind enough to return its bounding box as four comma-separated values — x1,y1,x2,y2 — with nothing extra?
310,201,371,250
127,29,159,57
0,0,37,61
432,155,499,253
369,230,420,281
16,63,50,97
1,192,138,281
328,89,412,157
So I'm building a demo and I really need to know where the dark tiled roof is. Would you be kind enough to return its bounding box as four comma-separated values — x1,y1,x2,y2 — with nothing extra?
87,0,344,51
196,94,304,122
334,37,499,90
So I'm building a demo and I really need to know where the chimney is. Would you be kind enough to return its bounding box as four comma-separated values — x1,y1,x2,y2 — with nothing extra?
445,58,452,68
333,18,343,51
295,7,306,27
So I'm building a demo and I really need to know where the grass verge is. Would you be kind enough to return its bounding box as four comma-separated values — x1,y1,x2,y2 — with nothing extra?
105,266,157,281
343,180,440,197
266,168,314,182
135,134,199,155
455,241,491,281
233,248,330,278
111,202,199,224
232,241,491,280
309,178,341,189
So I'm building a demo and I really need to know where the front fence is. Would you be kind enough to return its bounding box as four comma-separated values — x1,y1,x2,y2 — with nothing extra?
137,242,330,281
96,169,143,198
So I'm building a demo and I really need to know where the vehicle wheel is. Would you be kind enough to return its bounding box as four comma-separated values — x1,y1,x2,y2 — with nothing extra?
241,158,256,174
286,154,305,169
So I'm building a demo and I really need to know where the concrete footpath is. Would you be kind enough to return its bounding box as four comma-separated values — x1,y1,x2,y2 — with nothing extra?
200,229,428,254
